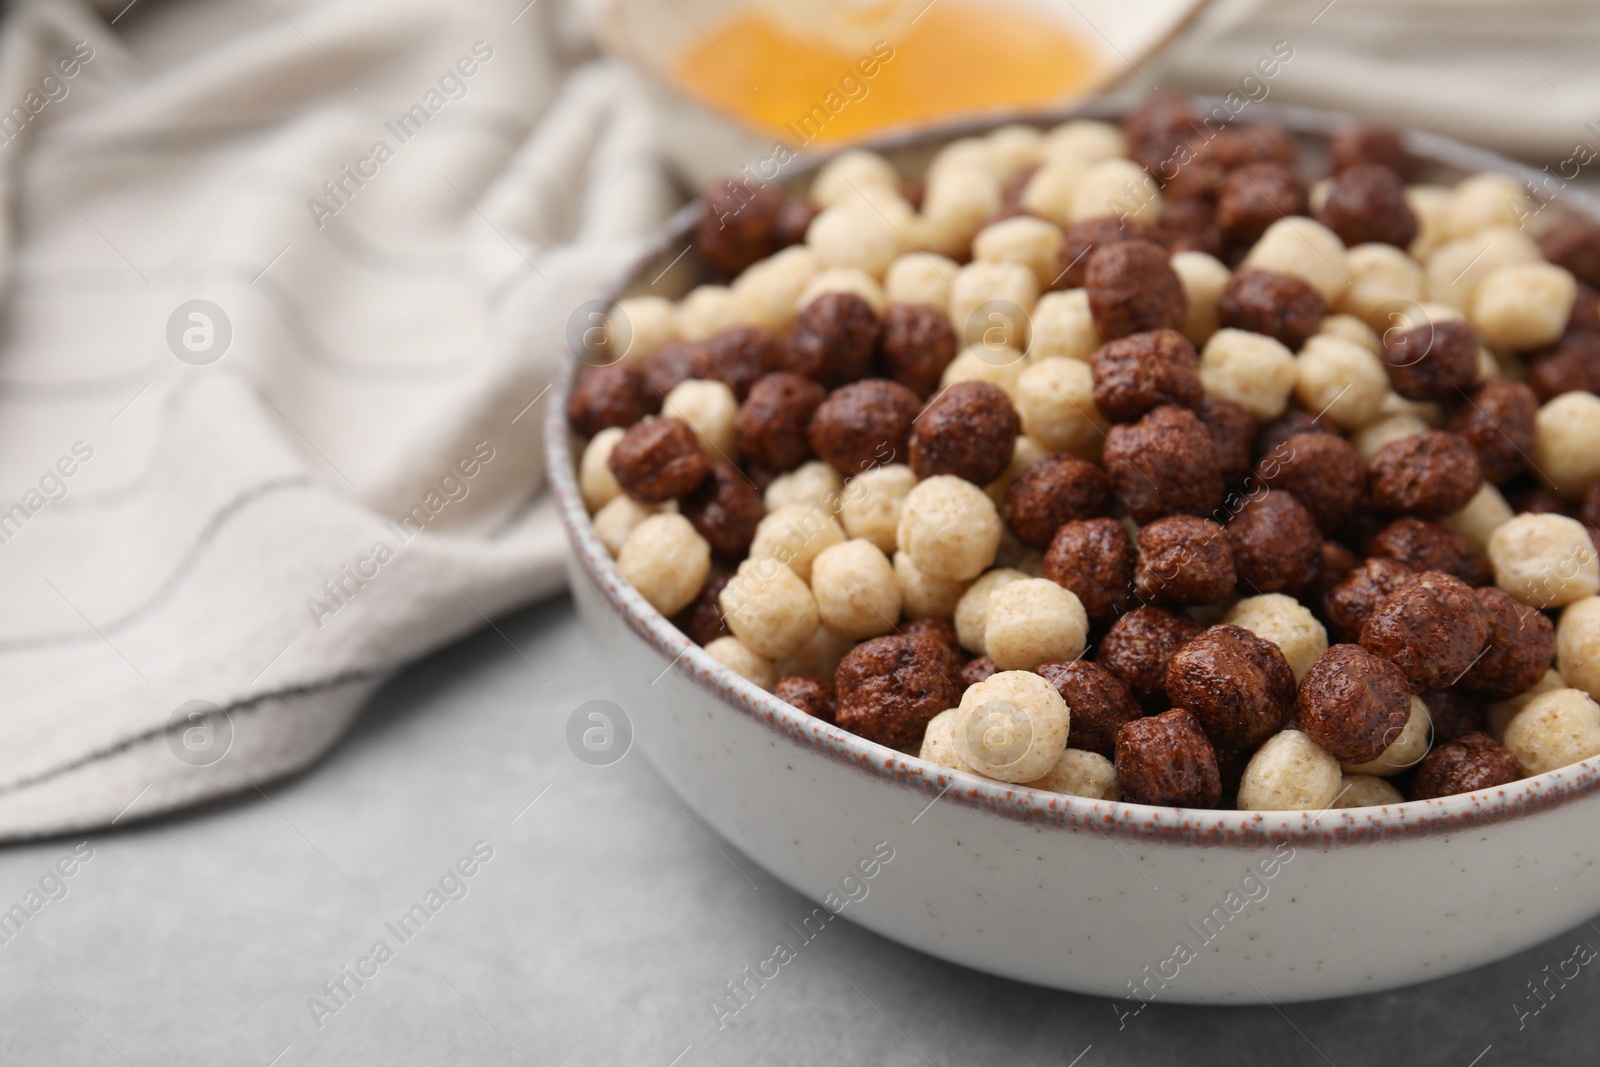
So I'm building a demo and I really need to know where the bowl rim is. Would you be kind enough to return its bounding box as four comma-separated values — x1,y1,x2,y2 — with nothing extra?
547,96,1600,849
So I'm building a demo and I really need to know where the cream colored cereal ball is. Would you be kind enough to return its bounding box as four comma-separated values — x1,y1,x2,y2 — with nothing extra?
1044,119,1125,164
941,344,1026,399
579,426,626,512
810,539,903,640
811,149,900,208
1487,668,1568,740
956,670,1071,783
986,124,1046,175
798,267,888,314
732,246,821,330
776,624,856,682
974,216,1065,290
949,260,1038,348
1338,243,1424,330
748,503,846,583
1353,414,1428,461
919,707,973,772
1532,391,1600,498
984,578,1088,671
895,550,975,621
1200,328,1298,420
954,567,1028,654
1383,300,1466,340
1332,775,1405,808
1558,597,1600,700
703,636,777,690
676,284,751,341
1379,389,1445,427
1488,513,1600,609
1026,748,1119,800
884,252,958,310
807,202,911,279
1237,729,1343,811
1070,158,1161,225
899,475,1003,583
1504,687,1600,775
663,379,739,460
1341,696,1432,776
985,435,1050,508
927,137,1001,182
1224,594,1328,682
1319,312,1383,355
1018,158,1087,229
616,513,710,616
719,557,821,659
1441,483,1514,552
592,495,660,557
839,463,916,554
1171,251,1231,346
763,460,844,514
1405,184,1454,260
608,295,678,365
1015,357,1107,454
1444,172,1533,240
1470,262,1576,352
1425,226,1540,310
1294,333,1392,429
917,167,1002,258
1243,217,1348,303
1026,289,1099,362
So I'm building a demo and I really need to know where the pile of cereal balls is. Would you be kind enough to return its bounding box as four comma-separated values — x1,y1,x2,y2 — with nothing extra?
569,91,1600,812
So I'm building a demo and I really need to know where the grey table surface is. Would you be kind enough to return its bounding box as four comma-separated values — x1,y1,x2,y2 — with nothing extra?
0,593,1593,1066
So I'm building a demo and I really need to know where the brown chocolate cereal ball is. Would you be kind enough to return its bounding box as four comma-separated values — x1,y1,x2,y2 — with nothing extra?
1315,163,1418,249
1446,380,1538,485
1368,431,1483,518
903,617,961,653
1460,586,1555,699
909,381,1021,485
1103,405,1225,523
1367,517,1493,586
1255,408,1337,462
736,371,825,472
1411,731,1523,799
1330,126,1414,179
672,573,730,646
879,303,959,398
1044,518,1136,625
1085,240,1188,341
1159,197,1223,257
1003,454,1111,549
1197,397,1257,486
679,462,764,559
1115,709,1222,808
1359,570,1489,690
1254,433,1367,535
1229,123,1299,168
693,326,783,400
774,675,837,723
808,378,923,475
1215,163,1308,248
1226,489,1321,593
1034,660,1142,759
1098,605,1203,709
566,363,659,439
1322,557,1414,643
608,416,711,503
1123,90,1198,157
774,197,822,250
959,655,998,689
785,292,881,388
1296,643,1416,764
1216,268,1326,351
1571,283,1600,335
1381,320,1480,402
695,181,781,277
1090,328,1204,422
834,634,961,748
1525,334,1600,403
1420,688,1483,745
1166,623,1296,750
644,340,701,399
1538,217,1600,291
1308,540,1360,605
1055,217,1168,290
1514,485,1573,516
1134,516,1236,605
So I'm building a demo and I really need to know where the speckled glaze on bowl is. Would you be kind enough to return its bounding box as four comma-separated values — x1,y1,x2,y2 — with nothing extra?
549,99,1600,1003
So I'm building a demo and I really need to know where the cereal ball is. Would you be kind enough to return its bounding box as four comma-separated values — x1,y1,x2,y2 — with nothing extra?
1360,571,1489,691
1308,539,1361,606
1368,517,1492,586
839,463,916,554
902,616,960,652
1017,158,1086,229
592,495,660,557
1296,643,1415,765
1347,695,1432,775
878,303,958,399
671,572,730,647
1170,251,1231,346
909,382,1020,485
1446,380,1537,485
1425,226,1541,310
984,578,1089,671
607,295,678,365
774,199,823,250
1215,270,1326,355
1161,197,1224,258
1502,687,1600,775
1470,262,1577,352
1090,328,1203,422
811,149,899,207
1444,173,1533,240
1461,587,1555,699
1043,518,1135,625
918,166,1002,258
1441,483,1515,554
798,268,888,315
680,462,763,559
692,326,782,401
1085,240,1187,341
949,260,1038,349
1486,669,1568,740
1027,289,1099,362
953,567,1027,655
835,634,961,748
918,707,972,771
1114,709,1222,808
1045,118,1125,164
643,340,700,399
1223,594,1328,682
1072,158,1163,225
777,625,857,682
1559,596,1600,700
1033,660,1140,760
718,556,821,659
1214,162,1308,247
1541,218,1600,290
1243,217,1349,304
1315,163,1418,249
736,371,825,472
1054,217,1168,290
731,245,820,331
762,460,844,514
1488,513,1600,608
695,181,780,277
1295,334,1392,430
959,655,998,689
1003,455,1111,550
1103,405,1224,523
1411,732,1523,799
774,675,837,723
808,379,922,476
609,416,711,503
1331,126,1414,177
811,539,903,640
1237,730,1343,811
1322,557,1415,643
748,503,845,583
678,284,755,341
1198,328,1300,422
785,292,881,388
1380,319,1480,402
807,201,911,277
1531,391,1600,499
940,344,1026,399
1026,747,1121,800
974,216,1065,290
1166,623,1297,751
1368,431,1483,517
663,379,740,461
1226,490,1321,593
1196,397,1257,486
884,253,958,310
1418,687,1483,745
617,513,711,616
1015,357,1109,454
1098,605,1203,709
567,363,658,439
1254,433,1366,534
704,636,777,690
579,426,626,513
1353,414,1428,461
1338,243,1424,329
1333,774,1405,807
1134,516,1235,605
895,550,973,621
898,475,1004,582
955,670,1071,782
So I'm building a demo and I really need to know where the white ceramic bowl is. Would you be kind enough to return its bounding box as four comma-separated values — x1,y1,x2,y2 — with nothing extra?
549,100,1600,1003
